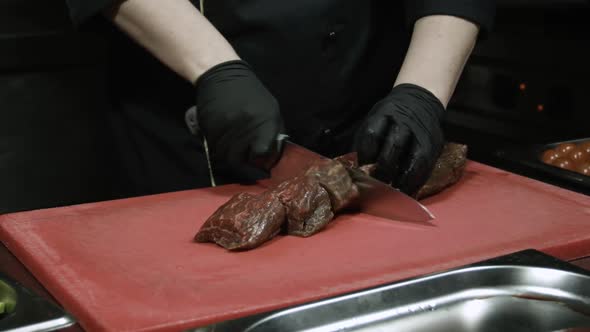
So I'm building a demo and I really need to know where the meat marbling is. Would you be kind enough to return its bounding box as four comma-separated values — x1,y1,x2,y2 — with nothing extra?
415,143,467,199
304,159,360,212
194,192,285,250
271,175,334,237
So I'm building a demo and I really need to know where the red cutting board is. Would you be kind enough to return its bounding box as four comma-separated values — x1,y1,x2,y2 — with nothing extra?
1,162,590,332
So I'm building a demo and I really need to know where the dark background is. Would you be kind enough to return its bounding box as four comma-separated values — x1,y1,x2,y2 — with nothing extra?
0,0,113,213
445,0,590,194
1,0,588,213
446,0,590,160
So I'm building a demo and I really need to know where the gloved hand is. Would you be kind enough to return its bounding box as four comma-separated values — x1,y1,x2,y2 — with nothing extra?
353,83,445,196
195,60,284,170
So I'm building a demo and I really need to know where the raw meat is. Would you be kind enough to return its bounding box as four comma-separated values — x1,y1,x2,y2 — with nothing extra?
415,143,468,199
195,143,467,250
194,192,285,250
195,158,359,248
271,175,334,237
334,153,358,169
304,159,360,212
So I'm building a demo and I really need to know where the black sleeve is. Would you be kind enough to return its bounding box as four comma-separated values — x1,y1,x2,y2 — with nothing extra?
404,0,496,38
65,0,118,26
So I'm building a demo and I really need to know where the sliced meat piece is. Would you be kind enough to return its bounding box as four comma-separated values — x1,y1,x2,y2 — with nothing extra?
194,192,285,250
271,175,334,237
416,143,468,199
334,153,358,169
304,159,360,212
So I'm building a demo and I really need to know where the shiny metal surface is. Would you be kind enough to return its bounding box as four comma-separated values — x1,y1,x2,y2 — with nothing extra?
260,140,323,186
185,106,217,187
261,141,434,223
346,166,435,223
0,272,74,332
189,251,590,332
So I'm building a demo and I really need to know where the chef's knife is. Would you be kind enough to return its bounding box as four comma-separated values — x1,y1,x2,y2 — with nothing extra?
261,140,435,223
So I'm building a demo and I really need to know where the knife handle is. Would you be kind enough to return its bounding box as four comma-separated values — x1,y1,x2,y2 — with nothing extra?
250,133,289,171
185,106,201,136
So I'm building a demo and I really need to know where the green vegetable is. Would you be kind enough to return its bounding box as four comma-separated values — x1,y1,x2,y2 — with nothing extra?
0,280,17,315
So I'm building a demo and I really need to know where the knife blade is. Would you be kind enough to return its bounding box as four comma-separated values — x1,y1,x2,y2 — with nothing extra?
185,106,216,187
260,140,435,223
345,164,435,223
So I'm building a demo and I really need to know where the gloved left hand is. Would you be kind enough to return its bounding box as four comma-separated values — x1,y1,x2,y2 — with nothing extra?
194,60,284,170
353,83,445,196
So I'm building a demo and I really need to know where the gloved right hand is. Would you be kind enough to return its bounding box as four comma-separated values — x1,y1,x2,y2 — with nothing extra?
195,60,284,169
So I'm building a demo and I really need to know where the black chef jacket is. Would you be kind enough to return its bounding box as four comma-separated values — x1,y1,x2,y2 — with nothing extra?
65,0,495,198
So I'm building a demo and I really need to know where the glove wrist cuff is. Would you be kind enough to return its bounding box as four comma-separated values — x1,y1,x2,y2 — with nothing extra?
392,83,445,119
194,59,253,88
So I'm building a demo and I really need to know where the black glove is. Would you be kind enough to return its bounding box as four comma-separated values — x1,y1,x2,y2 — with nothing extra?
195,60,284,170
353,83,445,196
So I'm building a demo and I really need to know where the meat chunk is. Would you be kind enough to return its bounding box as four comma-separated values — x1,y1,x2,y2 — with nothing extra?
416,143,468,199
195,143,467,251
195,192,285,250
334,153,358,169
304,159,360,212
271,175,334,237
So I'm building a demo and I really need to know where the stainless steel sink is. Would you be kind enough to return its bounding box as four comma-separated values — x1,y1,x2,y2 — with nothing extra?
190,250,590,332
0,272,74,332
